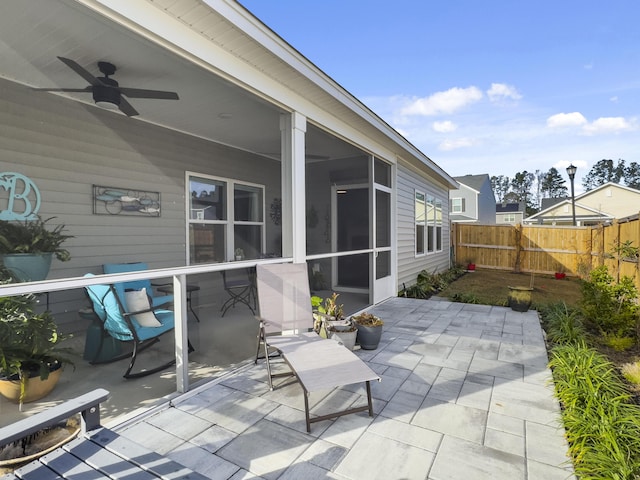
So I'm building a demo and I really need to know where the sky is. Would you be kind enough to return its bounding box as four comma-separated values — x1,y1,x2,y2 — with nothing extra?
238,1,639,192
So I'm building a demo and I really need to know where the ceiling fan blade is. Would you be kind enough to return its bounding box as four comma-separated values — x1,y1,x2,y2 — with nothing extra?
119,87,179,100
32,87,92,92
57,56,103,86
117,96,139,117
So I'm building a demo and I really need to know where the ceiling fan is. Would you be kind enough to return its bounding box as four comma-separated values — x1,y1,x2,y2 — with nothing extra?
33,56,179,117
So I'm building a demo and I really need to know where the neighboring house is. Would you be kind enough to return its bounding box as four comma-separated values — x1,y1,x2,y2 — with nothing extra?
450,174,497,224
1,0,457,321
496,202,527,225
524,182,640,225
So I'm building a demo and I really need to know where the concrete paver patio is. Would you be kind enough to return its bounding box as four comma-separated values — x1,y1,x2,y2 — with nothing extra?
113,297,575,479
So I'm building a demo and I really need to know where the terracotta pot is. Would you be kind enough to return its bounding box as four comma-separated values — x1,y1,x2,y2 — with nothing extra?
0,366,62,404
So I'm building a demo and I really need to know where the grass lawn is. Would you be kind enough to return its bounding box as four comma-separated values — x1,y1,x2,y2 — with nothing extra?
436,268,583,309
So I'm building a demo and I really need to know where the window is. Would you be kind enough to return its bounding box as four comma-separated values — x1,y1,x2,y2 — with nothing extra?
426,195,435,253
435,199,443,251
415,191,425,255
188,173,264,264
503,213,516,223
451,197,464,213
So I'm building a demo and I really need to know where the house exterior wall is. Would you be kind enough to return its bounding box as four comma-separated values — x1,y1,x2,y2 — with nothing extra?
577,185,640,218
496,212,524,224
449,184,478,222
396,163,450,289
1,77,280,323
476,180,497,224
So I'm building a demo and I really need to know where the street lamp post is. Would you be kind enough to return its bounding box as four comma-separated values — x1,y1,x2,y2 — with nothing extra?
566,164,577,226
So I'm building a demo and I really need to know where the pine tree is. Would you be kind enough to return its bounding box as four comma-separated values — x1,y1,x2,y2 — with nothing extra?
540,167,568,198
624,161,640,189
491,175,510,202
582,159,625,191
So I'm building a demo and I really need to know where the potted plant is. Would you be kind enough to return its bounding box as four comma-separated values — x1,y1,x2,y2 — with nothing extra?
507,286,534,312
0,216,72,282
0,276,74,408
234,248,244,261
352,312,384,350
311,292,357,350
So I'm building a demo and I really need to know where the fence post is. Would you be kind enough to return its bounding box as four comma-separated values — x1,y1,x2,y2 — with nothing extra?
513,224,522,273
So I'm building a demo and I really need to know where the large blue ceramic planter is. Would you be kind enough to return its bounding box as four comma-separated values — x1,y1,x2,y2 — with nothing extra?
1,253,53,282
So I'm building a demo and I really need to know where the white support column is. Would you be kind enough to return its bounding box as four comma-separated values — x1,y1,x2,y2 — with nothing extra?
173,274,189,393
280,112,307,263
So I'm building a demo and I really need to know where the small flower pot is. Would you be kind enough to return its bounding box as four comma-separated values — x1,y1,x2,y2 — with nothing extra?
467,263,476,271
554,272,566,280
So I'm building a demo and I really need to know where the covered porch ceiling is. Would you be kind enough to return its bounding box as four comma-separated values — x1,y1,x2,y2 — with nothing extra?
0,0,364,162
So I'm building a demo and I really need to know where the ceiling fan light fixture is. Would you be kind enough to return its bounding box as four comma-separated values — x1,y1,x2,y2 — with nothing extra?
93,84,120,110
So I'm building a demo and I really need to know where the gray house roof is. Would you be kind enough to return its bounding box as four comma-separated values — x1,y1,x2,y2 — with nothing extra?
453,174,488,192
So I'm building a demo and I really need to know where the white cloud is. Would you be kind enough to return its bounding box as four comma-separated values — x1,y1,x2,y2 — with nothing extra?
487,83,522,102
432,120,457,133
400,86,483,116
439,137,474,151
610,96,619,103
547,112,587,128
582,116,632,135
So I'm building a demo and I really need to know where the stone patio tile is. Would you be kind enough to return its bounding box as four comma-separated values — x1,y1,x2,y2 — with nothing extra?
407,363,441,384
408,341,451,360
484,427,525,457
146,407,213,441
525,421,573,467
175,384,236,414
195,390,279,433
167,442,240,479
319,412,373,449
217,419,313,480
119,421,186,455
278,462,338,480
429,435,525,480
380,390,424,423
370,349,424,370
369,372,404,401
527,459,576,479
399,378,432,397
368,416,442,452
498,343,548,368
491,381,560,425
297,438,348,470
189,424,237,452
456,380,493,410
469,356,524,381
335,431,435,480
487,412,525,437
412,397,487,444
229,469,265,479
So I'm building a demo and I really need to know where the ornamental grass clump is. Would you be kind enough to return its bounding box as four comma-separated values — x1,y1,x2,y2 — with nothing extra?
548,342,640,478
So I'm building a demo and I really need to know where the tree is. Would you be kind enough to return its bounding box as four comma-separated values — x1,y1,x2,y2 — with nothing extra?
540,167,568,198
624,161,640,190
491,175,510,202
582,159,625,191
511,171,537,215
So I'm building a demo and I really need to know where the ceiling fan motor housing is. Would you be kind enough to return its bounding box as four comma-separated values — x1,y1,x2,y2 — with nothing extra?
92,76,120,107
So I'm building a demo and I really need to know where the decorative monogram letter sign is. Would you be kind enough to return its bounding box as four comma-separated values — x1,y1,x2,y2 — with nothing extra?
0,172,42,221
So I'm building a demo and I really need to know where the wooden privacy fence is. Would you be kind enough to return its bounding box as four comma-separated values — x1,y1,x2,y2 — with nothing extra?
452,217,640,289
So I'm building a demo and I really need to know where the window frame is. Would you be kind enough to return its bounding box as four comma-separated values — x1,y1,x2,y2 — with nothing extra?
186,171,265,264
415,190,426,256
